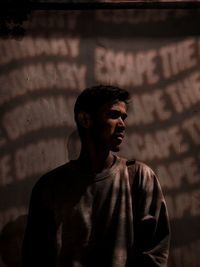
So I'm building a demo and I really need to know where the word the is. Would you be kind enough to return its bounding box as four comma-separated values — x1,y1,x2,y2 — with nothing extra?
166,71,200,113
159,38,197,78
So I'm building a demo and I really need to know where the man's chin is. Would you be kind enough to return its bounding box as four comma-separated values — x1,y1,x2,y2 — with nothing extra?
111,145,121,152
110,138,123,152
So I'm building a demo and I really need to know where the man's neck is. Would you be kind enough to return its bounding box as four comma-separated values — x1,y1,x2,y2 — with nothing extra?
77,147,115,174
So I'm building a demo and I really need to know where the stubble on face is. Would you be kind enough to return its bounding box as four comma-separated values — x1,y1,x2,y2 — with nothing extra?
90,101,128,153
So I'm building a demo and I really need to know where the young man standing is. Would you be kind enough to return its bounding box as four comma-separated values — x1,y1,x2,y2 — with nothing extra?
22,85,170,267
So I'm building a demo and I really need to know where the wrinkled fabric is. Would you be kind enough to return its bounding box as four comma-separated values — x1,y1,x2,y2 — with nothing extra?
22,157,170,267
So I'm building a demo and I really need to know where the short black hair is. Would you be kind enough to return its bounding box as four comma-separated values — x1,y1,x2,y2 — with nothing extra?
74,85,130,139
74,84,130,124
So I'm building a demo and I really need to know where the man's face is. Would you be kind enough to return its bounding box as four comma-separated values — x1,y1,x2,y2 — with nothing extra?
90,100,128,152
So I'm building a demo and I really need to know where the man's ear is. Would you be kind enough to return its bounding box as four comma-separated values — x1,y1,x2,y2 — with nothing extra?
77,112,92,129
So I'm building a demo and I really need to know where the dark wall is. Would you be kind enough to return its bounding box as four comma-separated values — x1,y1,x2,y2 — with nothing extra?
0,9,199,267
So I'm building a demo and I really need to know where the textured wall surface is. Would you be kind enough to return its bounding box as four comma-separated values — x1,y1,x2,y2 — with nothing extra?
0,9,199,267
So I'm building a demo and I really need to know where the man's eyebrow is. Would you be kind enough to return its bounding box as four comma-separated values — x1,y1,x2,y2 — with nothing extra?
109,109,128,118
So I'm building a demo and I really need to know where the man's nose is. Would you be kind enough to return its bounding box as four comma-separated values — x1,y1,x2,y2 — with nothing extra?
118,117,126,129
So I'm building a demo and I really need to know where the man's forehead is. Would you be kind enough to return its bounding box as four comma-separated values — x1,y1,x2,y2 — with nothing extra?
104,100,128,111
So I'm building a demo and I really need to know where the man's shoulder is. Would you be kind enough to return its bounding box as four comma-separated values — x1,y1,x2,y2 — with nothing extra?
33,161,74,192
124,158,155,174
120,157,156,187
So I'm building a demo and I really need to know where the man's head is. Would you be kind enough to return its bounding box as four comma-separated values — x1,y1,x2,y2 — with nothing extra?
74,85,130,152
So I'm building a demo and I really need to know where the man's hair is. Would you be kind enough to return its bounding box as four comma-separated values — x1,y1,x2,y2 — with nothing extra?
74,85,130,134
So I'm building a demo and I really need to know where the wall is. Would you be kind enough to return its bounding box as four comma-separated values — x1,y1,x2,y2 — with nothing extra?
0,9,199,267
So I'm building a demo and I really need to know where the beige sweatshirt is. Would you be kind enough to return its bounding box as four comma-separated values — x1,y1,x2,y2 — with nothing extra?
22,157,170,267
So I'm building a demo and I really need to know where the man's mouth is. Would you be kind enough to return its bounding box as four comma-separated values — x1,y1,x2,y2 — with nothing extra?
113,133,124,141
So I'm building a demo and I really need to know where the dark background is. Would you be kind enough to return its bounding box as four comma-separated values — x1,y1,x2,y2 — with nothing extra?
0,6,200,267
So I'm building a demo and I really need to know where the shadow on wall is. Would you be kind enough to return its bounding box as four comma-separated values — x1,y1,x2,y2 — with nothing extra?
0,130,80,267
0,215,27,267
67,130,81,160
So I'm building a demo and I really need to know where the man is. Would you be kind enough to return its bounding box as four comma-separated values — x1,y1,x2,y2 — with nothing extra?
22,85,170,267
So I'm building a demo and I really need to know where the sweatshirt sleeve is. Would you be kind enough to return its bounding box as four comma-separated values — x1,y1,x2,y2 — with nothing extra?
130,162,170,267
22,178,57,267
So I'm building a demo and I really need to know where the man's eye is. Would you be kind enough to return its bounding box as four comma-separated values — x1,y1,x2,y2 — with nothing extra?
122,114,127,121
109,111,120,119
108,111,127,121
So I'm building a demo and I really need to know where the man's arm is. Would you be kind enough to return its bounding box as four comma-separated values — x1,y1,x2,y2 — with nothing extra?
22,179,57,267
130,162,170,267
